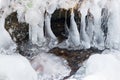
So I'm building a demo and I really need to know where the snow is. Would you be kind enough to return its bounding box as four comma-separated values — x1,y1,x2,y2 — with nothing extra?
0,54,37,80
0,0,10,9
82,51,120,80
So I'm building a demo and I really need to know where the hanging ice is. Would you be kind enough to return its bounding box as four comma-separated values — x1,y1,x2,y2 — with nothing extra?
1,0,120,50
25,8,46,45
44,12,57,40
68,9,80,47
85,9,94,46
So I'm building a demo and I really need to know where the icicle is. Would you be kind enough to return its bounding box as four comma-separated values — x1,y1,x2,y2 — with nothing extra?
85,9,94,46
25,9,46,45
80,8,91,49
80,17,90,49
101,8,109,46
29,25,38,44
44,12,57,40
69,8,80,46
87,1,105,50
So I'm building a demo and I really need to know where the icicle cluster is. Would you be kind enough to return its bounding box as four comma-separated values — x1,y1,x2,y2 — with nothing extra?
1,0,120,50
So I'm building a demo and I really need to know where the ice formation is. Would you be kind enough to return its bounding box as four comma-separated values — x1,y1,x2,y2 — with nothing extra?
0,0,120,49
69,8,80,46
1,0,120,80
44,12,57,40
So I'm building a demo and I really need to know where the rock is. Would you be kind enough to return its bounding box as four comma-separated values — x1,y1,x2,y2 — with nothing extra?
51,9,68,43
5,12,29,44
5,12,29,55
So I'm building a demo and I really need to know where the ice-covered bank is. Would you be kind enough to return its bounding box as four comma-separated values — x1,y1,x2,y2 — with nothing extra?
0,54,37,80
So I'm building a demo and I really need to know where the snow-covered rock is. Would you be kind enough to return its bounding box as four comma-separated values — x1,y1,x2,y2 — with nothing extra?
0,54,38,80
82,53,120,80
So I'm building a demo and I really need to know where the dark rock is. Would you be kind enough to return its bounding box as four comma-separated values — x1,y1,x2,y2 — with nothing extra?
51,9,68,43
5,12,29,55
5,12,29,44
